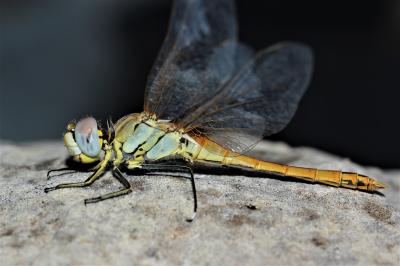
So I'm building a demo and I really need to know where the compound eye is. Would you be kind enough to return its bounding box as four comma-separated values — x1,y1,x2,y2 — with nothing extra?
75,117,101,157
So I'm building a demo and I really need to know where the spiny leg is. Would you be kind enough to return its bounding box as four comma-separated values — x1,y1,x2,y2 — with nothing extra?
47,161,102,180
47,167,76,180
142,163,197,222
44,154,110,193
44,166,105,193
84,168,132,205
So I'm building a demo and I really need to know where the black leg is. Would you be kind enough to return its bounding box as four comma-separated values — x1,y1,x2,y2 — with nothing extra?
44,166,105,193
47,160,102,180
84,168,132,204
45,161,198,221
47,167,77,180
141,163,197,222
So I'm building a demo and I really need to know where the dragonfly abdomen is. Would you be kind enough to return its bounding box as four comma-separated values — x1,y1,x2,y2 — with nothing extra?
227,155,385,192
185,136,385,192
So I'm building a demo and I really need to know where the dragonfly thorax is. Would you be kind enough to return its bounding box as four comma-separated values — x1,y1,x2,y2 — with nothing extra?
112,113,185,165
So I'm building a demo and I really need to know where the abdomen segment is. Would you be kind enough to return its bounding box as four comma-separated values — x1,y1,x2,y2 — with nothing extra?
226,154,385,192
186,136,385,192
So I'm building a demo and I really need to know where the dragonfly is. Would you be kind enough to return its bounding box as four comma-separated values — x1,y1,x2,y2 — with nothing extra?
45,0,385,221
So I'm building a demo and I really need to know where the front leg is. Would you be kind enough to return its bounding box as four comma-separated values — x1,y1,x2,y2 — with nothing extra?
47,161,102,180
44,149,111,193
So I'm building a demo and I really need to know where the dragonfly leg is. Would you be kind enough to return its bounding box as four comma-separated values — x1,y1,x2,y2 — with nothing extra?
141,163,197,222
126,160,142,169
44,153,110,193
47,167,77,180
47,159,103,180
84,168,132,204
44,166,105,193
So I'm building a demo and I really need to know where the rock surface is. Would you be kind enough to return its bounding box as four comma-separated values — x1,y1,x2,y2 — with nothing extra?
0,141,399,266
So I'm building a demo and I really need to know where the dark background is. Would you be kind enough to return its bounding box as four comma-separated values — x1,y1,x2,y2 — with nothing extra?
1,0,399,168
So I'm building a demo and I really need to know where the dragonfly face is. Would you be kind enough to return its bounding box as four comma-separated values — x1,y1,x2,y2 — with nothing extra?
63,117,104,164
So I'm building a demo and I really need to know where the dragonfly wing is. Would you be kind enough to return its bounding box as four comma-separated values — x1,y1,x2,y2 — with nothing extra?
183,42,314,154
144,0,241,120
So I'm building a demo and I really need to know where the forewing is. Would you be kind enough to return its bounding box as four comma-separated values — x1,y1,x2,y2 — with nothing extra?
144,0,239,120
183,42,314,154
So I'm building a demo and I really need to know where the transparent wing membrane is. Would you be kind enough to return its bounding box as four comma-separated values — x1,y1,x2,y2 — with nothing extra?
144,0,238,120
183,43,314,153
144,0,313,155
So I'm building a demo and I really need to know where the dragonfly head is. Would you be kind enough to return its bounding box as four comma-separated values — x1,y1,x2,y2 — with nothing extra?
63,117,104,163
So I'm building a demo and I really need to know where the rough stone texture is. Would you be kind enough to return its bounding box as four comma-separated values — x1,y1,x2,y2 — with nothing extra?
0,140,399,266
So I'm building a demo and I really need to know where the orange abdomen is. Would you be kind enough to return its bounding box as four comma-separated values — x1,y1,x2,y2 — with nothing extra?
189,136,385,192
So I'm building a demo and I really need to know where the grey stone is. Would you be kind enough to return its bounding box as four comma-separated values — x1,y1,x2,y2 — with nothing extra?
0,141,399,265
